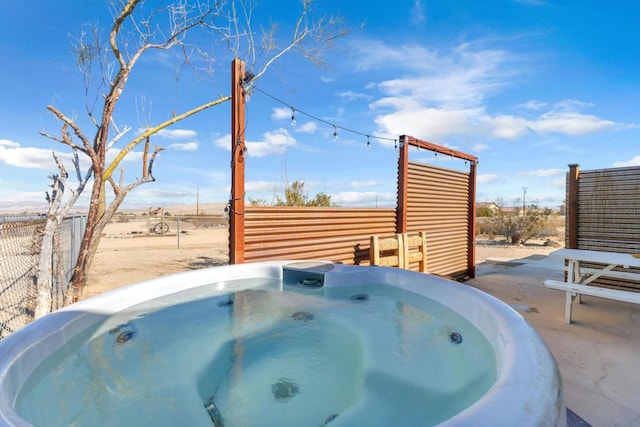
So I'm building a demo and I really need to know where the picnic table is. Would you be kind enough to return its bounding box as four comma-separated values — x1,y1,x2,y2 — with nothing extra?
543,248,640,323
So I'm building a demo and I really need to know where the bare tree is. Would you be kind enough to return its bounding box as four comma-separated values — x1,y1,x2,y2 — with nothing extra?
39,0,346,305
34,150,92,318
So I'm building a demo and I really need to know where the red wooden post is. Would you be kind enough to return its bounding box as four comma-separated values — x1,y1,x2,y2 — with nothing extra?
567,164,580,249
467,161,477,278
229,59,247,264
396,135,409,233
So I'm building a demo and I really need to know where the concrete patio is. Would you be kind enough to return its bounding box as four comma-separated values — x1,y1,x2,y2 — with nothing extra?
468,254,640,427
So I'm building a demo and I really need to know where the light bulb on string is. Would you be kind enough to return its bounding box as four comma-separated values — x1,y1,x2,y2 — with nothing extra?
394,139,398,150
242,144,248,157
333,125,338,141
291,107,296,126
366,135,371,150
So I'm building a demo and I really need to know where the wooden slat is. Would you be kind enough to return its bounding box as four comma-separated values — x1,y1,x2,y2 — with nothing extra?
405,161,469,277
242,159,472,278
571,165,640,291
244,207,396,264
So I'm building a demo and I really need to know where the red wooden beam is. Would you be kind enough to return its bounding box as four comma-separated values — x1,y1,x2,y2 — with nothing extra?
396,135,409,233
467,161,477,278
567,164,580,249
400,135,478,163
229,59,247,264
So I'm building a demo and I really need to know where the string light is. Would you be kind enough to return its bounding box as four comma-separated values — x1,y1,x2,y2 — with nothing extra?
394,139,398,150
252,85,398,147
366,135,371,150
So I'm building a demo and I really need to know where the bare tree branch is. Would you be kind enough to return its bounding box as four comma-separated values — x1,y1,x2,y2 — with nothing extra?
103,94,231,180
45,106,95,156
106,125,131,150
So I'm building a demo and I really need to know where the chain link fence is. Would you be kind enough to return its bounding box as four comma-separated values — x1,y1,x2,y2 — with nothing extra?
0,215,86,339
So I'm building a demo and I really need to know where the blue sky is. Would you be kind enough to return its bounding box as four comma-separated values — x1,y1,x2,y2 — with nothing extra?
1,0,639,212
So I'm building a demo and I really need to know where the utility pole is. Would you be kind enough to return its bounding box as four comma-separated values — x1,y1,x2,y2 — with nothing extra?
230,58,247,264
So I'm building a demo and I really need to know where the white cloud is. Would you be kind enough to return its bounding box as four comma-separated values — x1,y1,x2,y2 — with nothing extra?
247,129,298,157
155,129,197,140
358,39,627,141
471,143,489,151
612,156,640,167
320,76,335,83
333,191,396,207
372,103,480,140
553,99,593,112
529,111,619,135
271,107,291,121
519,100,548,110
246,180,279,192
169,142,199,151
517,168,564,177
213,134,231,150
360,41,514,108
481,114,530,139
372,93,624,140
350,180,379,188
0,138,149,177
0,139,20,148
549,178,567,189
214,129,298,157
477,174,501,185
295,122,318,133
338,91,372,102
0,140,56,168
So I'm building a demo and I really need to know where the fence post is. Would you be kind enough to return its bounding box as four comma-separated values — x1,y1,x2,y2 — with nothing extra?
396,135,409,234
567,164,580,249
176,216,181,249
229,58,247,264
467,161,477,278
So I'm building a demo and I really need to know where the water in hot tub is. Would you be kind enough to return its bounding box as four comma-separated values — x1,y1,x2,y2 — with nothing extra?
15,278,496,426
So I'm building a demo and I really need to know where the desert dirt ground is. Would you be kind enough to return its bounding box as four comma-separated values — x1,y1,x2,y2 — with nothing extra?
83,219,563,300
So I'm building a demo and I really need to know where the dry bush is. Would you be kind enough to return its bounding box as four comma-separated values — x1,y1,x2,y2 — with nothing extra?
114,215,131,223
181,216,228,229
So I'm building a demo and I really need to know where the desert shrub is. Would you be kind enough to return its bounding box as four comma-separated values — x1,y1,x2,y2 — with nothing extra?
249,197,268,206
476,218,496,236
477,206,495,217
275,181,337,207
490,204,553,244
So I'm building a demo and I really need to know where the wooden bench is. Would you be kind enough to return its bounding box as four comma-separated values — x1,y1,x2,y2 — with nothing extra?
543,249,640,323
370,232,427,272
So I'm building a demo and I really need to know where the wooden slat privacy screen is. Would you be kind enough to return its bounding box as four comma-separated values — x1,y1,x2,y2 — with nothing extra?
567,165,640,291
235,136,477,278
406,162,470,277
244,207,397,265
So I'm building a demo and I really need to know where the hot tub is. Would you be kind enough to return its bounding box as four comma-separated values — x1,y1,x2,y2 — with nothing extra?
0,261,564,426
